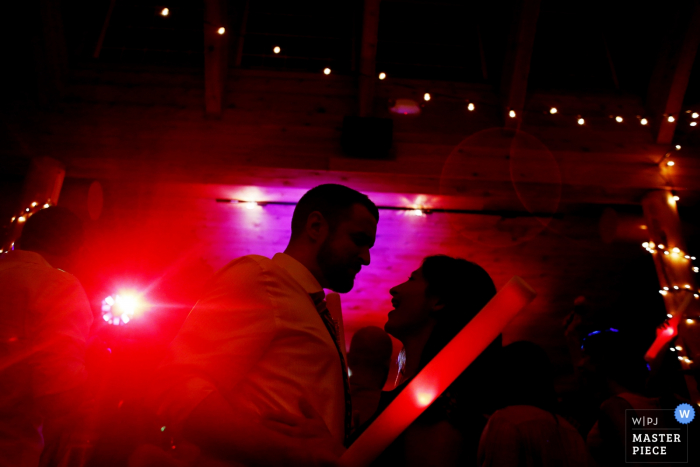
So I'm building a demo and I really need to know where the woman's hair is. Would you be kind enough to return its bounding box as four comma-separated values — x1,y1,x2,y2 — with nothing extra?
417,255,498,370
500,341,557,412
396,255,501,410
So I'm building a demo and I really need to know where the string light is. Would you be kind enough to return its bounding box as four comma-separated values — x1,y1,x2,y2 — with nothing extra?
378,72,386,80
640,118,648,125
549,107,558,114
467,103,475,111
667,160,675,166
670,346,676,351
43,203,50,208
673,247,681,253
692,112,699,119
217,27,225,35
160,7,169,16
676,145,681,150
323,68,331,75
423,93,431,101
408,209,425,217
673,195,680,201
615,116,623,123
273,46,281,54
577,117,585,125
687,319,695,324
691,122,697,127
668,116,675,122
18,216,26,223
509,110,516,118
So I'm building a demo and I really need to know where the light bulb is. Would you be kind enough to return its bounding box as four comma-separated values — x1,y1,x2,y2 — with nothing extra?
673,195,680,201
577,118,585,125
691,122,698,127
467,103,475,111
423,93,431,101
668,116,675,122
667,161,675,166
378,72,386,80
693,112,699,119
273,46,281,54
18,216,26,223
673,247,681,253
161,7,169,16
217,27,225,35
642,242,649,248
640,118,648,125
676,145,682,150
323,68,331,75
509,110,516,118
550,107,557,114
615,116,623,123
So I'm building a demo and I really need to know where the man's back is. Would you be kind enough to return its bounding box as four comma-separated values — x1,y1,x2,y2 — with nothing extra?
0,250,92,467
150,253,346,443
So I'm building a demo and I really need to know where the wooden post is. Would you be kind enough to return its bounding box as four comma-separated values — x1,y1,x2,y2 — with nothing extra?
359,0,381,117
204,0,229,117
646,0,700,144
642,190,700,404
500,0,540,128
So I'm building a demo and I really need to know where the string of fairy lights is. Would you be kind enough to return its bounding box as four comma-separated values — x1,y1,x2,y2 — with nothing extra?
151,6,700,132
1,200,53,254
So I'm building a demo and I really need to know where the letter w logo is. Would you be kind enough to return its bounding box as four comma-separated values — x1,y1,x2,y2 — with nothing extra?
680,410,691,419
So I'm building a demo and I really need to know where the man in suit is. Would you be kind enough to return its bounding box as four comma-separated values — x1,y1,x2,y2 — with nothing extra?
150,184,378,466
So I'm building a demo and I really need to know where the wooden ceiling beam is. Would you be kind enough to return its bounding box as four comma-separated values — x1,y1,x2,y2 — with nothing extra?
359,0,381,117
500,0,541,128
204,0,229,117
647,0,700,145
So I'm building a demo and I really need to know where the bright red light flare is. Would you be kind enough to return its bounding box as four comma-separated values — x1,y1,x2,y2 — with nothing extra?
101,291,147,325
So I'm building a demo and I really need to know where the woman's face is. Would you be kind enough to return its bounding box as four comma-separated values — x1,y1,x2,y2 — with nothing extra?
384,268,438,340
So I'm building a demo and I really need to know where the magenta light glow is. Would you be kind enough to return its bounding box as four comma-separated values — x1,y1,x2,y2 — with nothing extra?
340,276,537,467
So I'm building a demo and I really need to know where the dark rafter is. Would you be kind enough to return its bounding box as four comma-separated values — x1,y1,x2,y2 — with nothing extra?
359,0,381,117
647,0,700,145
204,0,229,117
500,0,541,128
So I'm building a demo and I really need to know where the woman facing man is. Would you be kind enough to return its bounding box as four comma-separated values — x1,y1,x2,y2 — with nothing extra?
351,255,502,466
358,255,591,467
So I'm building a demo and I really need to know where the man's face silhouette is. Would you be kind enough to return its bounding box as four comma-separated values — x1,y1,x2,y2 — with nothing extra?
317,204,377,293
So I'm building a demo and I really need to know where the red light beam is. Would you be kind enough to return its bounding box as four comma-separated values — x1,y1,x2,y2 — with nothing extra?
339,276,536,467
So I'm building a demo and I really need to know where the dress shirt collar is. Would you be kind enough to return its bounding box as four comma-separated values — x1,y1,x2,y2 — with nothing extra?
272,253,323,294
0,249,52,268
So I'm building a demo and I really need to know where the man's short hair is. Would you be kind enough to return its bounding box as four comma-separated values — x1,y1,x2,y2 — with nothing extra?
291,184,379,238
18,206,84,256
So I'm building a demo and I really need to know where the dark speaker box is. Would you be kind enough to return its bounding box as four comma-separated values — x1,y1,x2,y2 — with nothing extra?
341,116,393,159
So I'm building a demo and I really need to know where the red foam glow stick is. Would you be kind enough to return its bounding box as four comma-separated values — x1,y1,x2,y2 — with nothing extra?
339,276,536,467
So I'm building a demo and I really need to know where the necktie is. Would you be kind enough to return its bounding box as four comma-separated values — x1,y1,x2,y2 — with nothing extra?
309,290,352,444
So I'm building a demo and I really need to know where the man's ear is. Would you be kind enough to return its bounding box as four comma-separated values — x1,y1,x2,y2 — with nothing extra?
306,211,328,243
